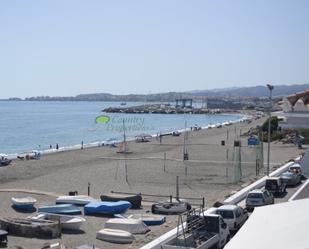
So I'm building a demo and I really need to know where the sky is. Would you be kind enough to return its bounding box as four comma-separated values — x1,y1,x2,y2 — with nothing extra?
0,0,309,99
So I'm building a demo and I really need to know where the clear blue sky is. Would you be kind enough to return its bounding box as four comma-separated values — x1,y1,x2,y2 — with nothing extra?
1,0,309,98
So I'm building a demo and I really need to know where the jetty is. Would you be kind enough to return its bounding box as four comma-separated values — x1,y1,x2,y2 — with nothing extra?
103,103,222,114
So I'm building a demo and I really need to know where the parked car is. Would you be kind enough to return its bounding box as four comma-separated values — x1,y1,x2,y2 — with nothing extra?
289,163,302,176
246,189,274,212
265,177,287,197
215,205,248,231
280,171,302,186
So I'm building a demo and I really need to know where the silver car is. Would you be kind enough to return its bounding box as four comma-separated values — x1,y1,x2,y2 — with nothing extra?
246,189,274,212
280,171,301,186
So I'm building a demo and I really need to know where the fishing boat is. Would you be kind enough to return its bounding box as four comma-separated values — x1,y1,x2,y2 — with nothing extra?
0,217,60,238
56,195,97,205
104,218,150,234
127,214,166,226
100,193,142,209
96,228,134,244
38,204,81,215
84,201,131,215
29,213,86,231
11,197,37,210
151,202,191,215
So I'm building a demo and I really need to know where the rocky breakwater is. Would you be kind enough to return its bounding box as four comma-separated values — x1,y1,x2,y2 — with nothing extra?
103,104,220,114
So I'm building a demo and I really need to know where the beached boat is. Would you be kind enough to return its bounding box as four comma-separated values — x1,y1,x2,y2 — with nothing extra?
41,242,66,249
29,213,86,231
0,155,11,166
127,214,166,226
11,197,37,210
75,245,101,249
96,228,134,244
0,217,60,238
84,201,131,215
56,195,97,205
152,202,191,215
100,193,142,209
104,218,150,234
38,204,81,215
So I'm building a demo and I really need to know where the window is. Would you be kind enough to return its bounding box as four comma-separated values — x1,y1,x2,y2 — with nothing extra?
235,208,241,217
216,210,234,219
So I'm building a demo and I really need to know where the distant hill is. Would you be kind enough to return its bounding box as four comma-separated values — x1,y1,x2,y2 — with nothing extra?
20,83,309,102
189,84,309,98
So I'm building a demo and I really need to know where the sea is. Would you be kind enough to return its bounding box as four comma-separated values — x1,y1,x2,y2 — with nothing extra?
0,101,245,156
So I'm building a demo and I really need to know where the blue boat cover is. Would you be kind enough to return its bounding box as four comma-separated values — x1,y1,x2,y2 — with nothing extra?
84,201,131,215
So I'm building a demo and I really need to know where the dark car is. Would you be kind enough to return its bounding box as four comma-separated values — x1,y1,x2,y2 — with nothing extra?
265,177,287,197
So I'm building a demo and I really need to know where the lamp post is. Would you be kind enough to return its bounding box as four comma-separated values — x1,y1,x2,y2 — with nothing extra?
266,84,274,176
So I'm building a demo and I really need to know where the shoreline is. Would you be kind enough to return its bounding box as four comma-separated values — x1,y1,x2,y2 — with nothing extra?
4,113,250,160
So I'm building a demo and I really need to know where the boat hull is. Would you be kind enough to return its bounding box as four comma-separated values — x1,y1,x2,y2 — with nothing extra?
104,218,150,234
84,201,131,215
100,194,142,209
38,204,81,215
152,202,191,215
128,214,166,225
29,213,86,231
56,195,96,206
11,197,36,211
96,228,134,244
0,217,60,238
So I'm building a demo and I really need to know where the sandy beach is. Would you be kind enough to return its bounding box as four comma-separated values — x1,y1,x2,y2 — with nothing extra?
0,116,304,249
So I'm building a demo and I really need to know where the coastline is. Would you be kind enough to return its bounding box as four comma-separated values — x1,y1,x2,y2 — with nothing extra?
0,113,303,248
4,112,248,160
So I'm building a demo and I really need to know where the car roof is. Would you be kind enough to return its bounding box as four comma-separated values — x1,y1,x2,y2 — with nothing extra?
290,163,302,168
266,177,280,180
217,205,239,211
248,189,264,194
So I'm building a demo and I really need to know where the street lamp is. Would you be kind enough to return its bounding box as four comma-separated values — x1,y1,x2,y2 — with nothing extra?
266,84,274,176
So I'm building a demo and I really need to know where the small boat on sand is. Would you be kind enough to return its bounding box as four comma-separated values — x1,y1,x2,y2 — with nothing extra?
11,197,37,210
0,159,11,166
127,214,166,226
104,218,150,234
41,242,66,249
100,193,142,209
29,213,86,231
96,228,134,244
0,217,61,238
84,201,131,215
38,204,81,215
56,195,97,205
152,202,191,215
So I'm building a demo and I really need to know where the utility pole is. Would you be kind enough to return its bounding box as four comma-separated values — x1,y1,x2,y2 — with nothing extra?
266,84,274,176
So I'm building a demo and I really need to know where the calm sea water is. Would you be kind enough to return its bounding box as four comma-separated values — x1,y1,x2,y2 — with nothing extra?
0,101,243,155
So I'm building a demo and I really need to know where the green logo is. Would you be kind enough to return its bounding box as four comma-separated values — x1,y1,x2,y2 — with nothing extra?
95,115,110,124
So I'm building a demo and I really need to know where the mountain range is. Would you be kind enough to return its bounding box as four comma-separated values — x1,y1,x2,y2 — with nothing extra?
8,83,309,102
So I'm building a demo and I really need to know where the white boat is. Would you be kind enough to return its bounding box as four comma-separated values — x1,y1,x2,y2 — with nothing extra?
104,218,150,234
29,213,86,231
11,197,37,210
96,228,134,244
127,214,166,225
56,195,97,205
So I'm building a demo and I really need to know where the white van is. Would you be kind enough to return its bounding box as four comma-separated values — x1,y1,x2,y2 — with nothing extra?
215,205,248,231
